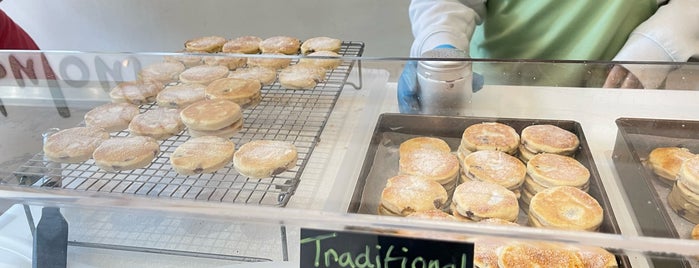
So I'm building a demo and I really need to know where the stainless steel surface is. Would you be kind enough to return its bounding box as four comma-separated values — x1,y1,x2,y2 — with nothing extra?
349,114,621,234
417,48,472,115
613,117,699,267
4,42,364,208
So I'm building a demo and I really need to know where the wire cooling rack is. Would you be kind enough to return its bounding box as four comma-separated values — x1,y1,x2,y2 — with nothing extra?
9,41,364,207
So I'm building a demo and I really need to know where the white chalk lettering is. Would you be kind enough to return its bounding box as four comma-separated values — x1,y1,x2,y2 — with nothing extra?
301,233,470,268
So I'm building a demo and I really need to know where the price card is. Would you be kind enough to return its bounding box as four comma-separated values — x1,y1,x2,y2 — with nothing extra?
300,228,474,268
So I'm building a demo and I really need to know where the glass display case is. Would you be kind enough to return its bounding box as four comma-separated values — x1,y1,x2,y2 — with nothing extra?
0,48,698,267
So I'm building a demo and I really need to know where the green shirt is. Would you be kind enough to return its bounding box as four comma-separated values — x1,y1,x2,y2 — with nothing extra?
470,0,657,87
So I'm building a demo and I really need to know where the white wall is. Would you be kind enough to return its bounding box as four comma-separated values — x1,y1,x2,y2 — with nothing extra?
1,0,413,57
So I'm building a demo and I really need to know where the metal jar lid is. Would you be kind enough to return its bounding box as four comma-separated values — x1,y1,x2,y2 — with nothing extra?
418,48,470,81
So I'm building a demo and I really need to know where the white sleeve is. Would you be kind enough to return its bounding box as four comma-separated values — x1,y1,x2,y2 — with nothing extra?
409,0,486,57
612,0,699,89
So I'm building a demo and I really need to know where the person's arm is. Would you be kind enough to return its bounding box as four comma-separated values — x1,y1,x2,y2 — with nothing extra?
606,0,698,89
400,0,486,114
0,9,40,50
409,0,485,57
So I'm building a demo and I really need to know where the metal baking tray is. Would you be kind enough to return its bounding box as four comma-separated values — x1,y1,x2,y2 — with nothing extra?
4,41,365,208
348,113,629,266
613,117,699,267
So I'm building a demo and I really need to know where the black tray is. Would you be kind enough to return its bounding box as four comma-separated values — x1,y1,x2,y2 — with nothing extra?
613,117,699,267
348,113,629,266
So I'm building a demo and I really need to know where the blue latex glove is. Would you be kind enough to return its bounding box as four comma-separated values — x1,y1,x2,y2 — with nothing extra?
397,59,421,113
397,44,484,114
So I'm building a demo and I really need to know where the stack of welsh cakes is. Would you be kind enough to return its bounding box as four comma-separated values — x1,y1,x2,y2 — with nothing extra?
457,122,524,199
378,137,459,216
376,122,605,232
668,155,699,224
399,137,460,195
456,122,603,231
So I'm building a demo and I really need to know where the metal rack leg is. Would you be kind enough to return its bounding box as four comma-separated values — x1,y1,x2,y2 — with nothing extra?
23,204,36,237
33,206,68,268
280,225,289,262
345,60,363,90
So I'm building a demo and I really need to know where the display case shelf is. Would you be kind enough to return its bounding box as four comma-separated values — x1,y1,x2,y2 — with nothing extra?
1,51,699,267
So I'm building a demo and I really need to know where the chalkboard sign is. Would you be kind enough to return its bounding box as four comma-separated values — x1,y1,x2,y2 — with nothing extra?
300,228,474,268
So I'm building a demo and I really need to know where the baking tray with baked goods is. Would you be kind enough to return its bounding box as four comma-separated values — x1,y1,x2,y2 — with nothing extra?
348,113,631,267
613,117,699,267
4,39,365,208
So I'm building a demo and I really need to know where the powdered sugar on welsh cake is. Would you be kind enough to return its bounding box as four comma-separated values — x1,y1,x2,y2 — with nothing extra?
460,122,520,154
461,150,526,190
187,118,243,139
43,127,110,163
399,136,451,157
180,99,242,131
233,140,298,178
228,66,277,86
399,149,458,178
222,36,262,54
520,124,579,155
528,186,603,231
204,77,261,108
128,107,184,140
109,80,163,105
170,135,235,175
259,36,301,55
84,102,140,132
278,64,326,90
247,52,292,69
451,180,519,222
379,174,448,216
184,36,227,53
93,135,160,172
139,61,186,84
300,37,342,54
203,55,247,70
156,83,206,108
178,65,229,85
299,51,343,70
526,153,590,188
